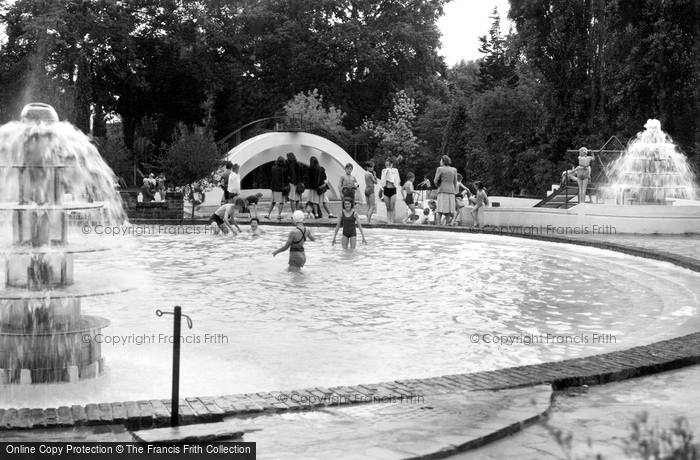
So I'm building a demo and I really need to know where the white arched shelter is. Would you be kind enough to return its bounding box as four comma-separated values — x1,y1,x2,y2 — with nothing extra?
223,132,370,203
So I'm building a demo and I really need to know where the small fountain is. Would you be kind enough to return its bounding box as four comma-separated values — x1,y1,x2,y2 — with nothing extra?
604,119,700,205
0,103,125,385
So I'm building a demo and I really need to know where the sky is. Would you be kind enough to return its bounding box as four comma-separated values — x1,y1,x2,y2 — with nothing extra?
437,0,513,66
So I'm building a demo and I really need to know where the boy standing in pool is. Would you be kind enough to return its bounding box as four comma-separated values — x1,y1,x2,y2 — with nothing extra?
339,163,359,201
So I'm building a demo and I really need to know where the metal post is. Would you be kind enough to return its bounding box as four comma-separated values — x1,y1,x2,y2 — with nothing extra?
156,308,193,428
565,172,569,208
171,306,181,427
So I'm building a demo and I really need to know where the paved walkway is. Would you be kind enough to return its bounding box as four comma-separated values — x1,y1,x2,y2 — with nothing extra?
463,364,700,460
3,233,700,459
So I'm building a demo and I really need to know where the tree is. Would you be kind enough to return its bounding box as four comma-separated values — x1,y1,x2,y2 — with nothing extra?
283,89,347,136
361,90,421,167
72,53,91,134
477,8,518,92
159,124,223,218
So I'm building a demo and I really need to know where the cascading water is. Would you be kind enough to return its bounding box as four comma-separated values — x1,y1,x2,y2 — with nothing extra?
604,119,700,205
0,103,126,384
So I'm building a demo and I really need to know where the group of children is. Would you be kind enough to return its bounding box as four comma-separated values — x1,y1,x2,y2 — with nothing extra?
396,172,489,228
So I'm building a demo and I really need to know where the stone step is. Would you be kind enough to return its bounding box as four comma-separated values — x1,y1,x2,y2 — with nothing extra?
131,421,246,443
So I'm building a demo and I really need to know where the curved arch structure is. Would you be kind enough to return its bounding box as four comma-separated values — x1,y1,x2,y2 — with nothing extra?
223,132,370,204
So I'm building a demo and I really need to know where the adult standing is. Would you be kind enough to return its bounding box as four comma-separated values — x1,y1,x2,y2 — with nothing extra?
433,155,458,225
272,210,316,272
227,163,241,203
140,178,154,203
380,157,401,224
155,173,166,201
285,152,302,213
220,161,233,203
265,156,287,220
307,156,326,218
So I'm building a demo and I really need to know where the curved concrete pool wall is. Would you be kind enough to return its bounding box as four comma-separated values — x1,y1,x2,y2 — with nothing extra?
484,202,700,234
2,230,700,432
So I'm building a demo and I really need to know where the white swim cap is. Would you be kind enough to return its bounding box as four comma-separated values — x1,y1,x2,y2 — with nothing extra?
292,210,305,222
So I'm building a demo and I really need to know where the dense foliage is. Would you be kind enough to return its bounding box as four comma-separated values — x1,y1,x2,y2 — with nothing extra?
0,0,697,195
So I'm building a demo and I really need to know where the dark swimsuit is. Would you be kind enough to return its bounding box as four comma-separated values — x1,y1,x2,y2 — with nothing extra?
383,187,397,198
340,211,357,238
290,226,306,252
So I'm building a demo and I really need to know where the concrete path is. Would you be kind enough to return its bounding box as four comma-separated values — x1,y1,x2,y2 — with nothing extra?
461,363,700,460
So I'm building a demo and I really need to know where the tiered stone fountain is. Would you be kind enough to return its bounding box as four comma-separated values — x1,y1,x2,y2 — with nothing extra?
604,119,699,204
0,103,125,385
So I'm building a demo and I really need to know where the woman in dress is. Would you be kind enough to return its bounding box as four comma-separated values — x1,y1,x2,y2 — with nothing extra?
433,155,458,225
380,157,401,224
265,156,287,219
307,156,326,218
285,152,302,213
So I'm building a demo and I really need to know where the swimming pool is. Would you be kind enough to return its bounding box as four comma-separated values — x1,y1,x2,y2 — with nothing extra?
2,226,699,408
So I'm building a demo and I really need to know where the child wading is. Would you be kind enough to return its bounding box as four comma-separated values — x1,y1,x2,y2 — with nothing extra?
332,197,367,249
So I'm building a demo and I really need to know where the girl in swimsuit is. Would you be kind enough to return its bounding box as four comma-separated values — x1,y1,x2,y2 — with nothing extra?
470,181,489,230
364,161,378,224
380,157,401,224
332,197,367,249
561,147,595,204
272,210,315,271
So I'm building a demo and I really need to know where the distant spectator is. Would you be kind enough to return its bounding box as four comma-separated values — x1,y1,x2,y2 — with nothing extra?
244,192,264,218
364,161,378,224
227,163,241,202
402,172,416,223
434,155,458,225
221,161,233,203
380,157,401,224
155,173,166,201
140,178,154,203
307,156,326,218
452,174,471,226
286,152,302,213
470,181,489,230
265,156,287,220
339,163,359,201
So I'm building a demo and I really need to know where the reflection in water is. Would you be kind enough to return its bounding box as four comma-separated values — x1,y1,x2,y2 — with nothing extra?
2,227,699,408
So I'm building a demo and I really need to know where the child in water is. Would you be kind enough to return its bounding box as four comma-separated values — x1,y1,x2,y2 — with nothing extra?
332,197,367,249
247,217,266,236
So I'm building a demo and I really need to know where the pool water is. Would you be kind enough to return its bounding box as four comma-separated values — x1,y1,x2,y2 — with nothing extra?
2,226,700,408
